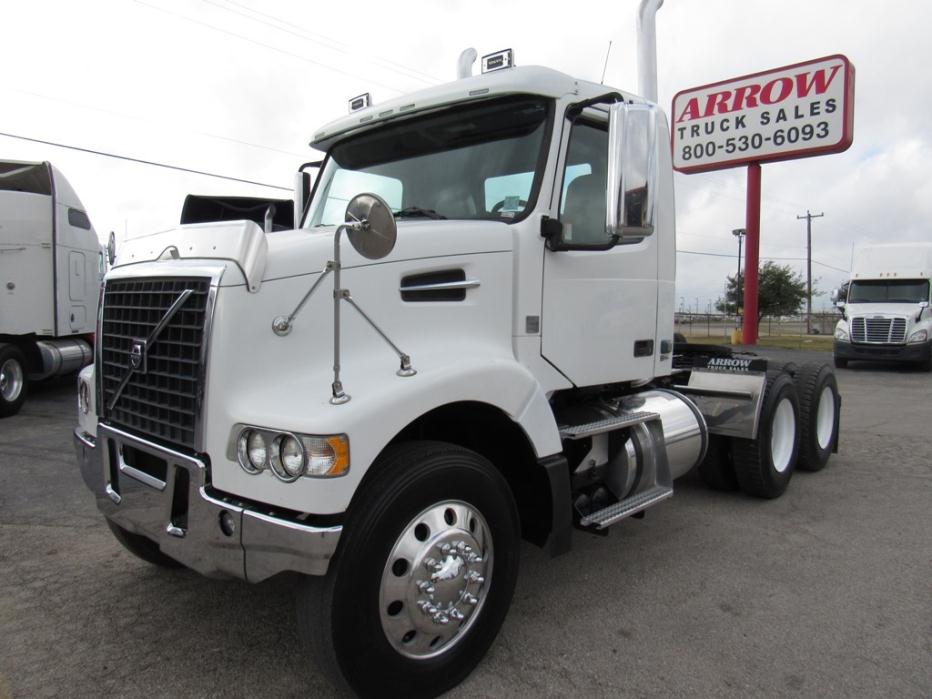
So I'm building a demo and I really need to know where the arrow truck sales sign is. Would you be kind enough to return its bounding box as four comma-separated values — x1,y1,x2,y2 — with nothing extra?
672,55,854,173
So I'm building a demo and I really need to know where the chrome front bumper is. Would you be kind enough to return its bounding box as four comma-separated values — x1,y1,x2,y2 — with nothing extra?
74,424,341,581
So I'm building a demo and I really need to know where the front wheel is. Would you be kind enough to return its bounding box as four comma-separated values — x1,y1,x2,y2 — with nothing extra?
0,345,28,417
297,442,520,699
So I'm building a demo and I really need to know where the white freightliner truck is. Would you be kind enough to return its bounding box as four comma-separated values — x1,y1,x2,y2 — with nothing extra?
73,9,843,698
832,242,932,370
1,160,101,416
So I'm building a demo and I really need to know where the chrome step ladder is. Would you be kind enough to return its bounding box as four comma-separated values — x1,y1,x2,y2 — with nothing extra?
559,409,674,530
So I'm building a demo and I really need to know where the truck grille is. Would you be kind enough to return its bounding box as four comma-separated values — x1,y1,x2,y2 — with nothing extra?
851,316,906,344
100,277,212,450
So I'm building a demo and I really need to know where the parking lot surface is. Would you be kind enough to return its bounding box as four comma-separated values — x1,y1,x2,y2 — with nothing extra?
1,351,930,698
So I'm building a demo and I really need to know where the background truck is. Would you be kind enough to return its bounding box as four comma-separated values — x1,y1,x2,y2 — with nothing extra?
72,6,842,697
832,242,932,370
0,160,100,416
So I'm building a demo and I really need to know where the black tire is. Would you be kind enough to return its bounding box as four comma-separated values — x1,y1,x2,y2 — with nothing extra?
834,356,848,369
0,345,29,417
731,371,800,498
296,441,520,699
795,363,840,472
697,435,738,491
105,519,183,568
919,357,932,372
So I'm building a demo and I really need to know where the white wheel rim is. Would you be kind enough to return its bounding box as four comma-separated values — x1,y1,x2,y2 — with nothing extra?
379,500,493,660
770,397,796,473
815,385,835,450
0,358,24,402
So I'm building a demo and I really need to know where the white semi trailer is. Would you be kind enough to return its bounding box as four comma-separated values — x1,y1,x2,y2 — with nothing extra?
73,6,842,697
832,242,932,370
0,160,100,416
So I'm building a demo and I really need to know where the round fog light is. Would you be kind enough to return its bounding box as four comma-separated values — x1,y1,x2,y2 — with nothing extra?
279,435,306,479
219,510,236,537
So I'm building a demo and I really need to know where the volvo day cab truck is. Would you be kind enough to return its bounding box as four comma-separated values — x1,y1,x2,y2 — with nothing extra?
72,9,842,697
832,242,932,370
0,160,100,416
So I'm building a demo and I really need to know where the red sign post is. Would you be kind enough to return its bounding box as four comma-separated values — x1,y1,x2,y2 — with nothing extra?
671,55,855,344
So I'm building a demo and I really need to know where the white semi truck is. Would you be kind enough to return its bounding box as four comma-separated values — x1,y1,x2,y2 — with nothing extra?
0,160,101,416
832,242,932,370
73,7,842,697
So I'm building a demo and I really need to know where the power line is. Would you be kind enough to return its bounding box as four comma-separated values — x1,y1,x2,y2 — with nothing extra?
0,131,291,191
205,0,443,85
2,86,308,158
130,0,409,95
677,248,848,273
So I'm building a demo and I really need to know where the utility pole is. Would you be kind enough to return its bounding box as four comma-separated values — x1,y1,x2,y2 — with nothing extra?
796,210,824,334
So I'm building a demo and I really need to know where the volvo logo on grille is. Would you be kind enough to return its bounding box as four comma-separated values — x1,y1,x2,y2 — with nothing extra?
129,338,148,374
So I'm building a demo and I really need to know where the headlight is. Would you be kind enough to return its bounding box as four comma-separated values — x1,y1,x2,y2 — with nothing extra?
908,329,928,344
834,326,849,341
232,426,349,480
272,434,306,481
237,430,268,473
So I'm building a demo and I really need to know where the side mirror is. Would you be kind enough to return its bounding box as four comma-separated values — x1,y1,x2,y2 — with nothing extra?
830,287,839,303
607,102,659,240
344,193,397,259
106,231,116,266
294,161,322,229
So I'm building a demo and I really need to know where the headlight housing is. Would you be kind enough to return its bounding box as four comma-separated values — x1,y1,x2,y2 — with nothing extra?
232,426,349,481
834,325,849,342
908,329,928,344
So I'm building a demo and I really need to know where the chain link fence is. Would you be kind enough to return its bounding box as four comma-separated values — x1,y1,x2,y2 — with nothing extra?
674,312,839,339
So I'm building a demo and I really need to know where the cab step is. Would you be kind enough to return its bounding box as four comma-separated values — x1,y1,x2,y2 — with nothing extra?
579,485,673,529
559,411,659,440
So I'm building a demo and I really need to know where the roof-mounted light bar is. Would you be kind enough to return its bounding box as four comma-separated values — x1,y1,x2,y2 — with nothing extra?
481,49,514,73
348,93,371,113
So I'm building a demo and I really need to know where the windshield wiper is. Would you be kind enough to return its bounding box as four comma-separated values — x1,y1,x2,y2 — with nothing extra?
393,207,447,220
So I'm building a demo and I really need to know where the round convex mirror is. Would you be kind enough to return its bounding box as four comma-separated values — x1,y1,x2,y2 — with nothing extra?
345,193,397,260
107,231,116,266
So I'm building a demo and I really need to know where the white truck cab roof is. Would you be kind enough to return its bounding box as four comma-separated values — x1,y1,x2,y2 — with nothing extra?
311,65,640,151
852,242,932,280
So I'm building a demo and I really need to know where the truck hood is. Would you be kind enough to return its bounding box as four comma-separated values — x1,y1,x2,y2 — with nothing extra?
115,218,513,290
264,219,512,282
844,303,924,317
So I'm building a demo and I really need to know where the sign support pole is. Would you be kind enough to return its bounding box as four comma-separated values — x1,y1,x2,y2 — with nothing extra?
742,162,761,345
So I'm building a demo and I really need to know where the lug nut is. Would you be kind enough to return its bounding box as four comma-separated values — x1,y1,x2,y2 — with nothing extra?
417,580,435,594
463,593,478,605
423,557,437,569
466,571,485,584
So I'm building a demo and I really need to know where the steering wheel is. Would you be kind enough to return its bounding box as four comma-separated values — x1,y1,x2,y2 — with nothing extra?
491,198,529,214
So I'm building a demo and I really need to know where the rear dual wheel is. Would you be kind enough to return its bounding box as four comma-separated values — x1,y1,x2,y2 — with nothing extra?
794,363,839,472
297,442,519,699
732,371,800,498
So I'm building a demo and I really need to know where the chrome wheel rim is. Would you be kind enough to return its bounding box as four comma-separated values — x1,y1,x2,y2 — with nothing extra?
0,358,24,402
771,397,796,473
815,385,835,450
379,500,493,659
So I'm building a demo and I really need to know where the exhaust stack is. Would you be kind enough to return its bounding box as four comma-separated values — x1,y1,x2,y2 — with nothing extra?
637,0,663,102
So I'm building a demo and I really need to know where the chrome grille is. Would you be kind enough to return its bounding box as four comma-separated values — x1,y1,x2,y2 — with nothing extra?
100,277,211,450
851,316,907,344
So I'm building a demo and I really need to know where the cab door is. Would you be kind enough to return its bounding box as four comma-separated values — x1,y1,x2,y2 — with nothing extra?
541,115,659,387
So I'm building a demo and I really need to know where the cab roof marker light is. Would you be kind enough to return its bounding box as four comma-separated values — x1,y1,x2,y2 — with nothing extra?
348,93,371,113
481,49,514,73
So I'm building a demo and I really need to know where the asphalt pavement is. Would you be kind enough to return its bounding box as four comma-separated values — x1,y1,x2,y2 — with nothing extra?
1,350,930,698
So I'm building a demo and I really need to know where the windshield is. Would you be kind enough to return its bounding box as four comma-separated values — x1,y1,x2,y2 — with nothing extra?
848,279,930,303
307,97,552,226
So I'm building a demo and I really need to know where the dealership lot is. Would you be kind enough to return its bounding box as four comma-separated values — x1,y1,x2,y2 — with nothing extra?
1,350,930,698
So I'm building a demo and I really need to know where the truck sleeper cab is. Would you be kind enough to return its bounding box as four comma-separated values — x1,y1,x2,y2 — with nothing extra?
74,62,841,699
